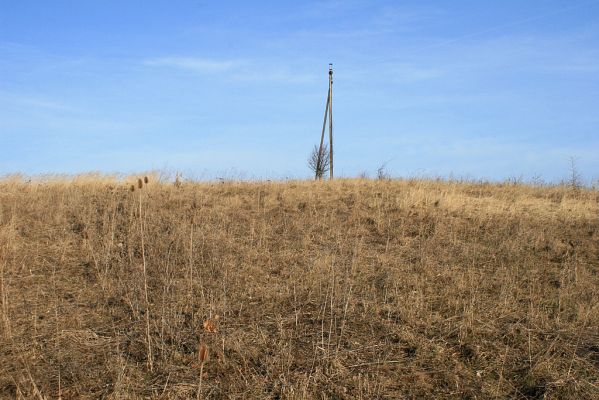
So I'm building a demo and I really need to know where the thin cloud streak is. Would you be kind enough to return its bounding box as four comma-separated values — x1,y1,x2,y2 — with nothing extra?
0,92,73,111
144,56,317,84
230,69,317,84
144,57,243,73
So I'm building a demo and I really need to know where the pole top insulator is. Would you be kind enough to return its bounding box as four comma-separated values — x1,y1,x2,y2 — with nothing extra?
329,63,333,75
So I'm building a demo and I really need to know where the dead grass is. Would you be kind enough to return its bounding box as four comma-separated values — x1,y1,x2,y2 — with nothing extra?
0,177,598,399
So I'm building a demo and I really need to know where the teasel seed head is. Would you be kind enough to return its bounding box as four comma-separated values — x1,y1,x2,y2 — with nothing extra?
199,343,208,364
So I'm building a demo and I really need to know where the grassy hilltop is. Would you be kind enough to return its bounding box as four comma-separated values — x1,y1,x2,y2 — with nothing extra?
0,177,598,399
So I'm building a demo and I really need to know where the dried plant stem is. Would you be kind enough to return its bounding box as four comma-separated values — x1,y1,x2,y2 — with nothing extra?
0,257,10,338
197,344,207,400
85,237,104,290
495,345,509,397
189,221,194,304
139,189,153,372
197,362,204,400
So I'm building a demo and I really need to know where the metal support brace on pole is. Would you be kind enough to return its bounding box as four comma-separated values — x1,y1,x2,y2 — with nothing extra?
316,87,330,179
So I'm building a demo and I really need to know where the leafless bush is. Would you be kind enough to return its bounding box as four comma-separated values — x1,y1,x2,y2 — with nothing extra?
569,156,582,191
377,162,391,180
308,144,330,180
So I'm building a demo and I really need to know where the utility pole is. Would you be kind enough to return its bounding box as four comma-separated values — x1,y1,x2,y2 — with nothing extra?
328,63,334,179
316,63,334,180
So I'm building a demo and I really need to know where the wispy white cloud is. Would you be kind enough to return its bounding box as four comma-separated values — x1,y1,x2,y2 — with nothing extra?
295,2,443,39
0,41,35,52
18,98,72,111
342,62,445,84
230,69,317,84
389,63,445,82
304,0,366,15
374,4,445,29
369,30,599,84
144,57,243,73
452,34,599,75
144,56,318,84
0,92,73,111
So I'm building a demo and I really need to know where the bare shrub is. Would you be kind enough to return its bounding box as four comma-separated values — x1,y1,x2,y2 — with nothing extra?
308,144,330,180
377,162,391,180
569,156,582,191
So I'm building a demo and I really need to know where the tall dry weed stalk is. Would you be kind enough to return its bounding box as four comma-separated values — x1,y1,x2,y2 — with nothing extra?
136,177,153,371
197,343,208,399
1,256,10,338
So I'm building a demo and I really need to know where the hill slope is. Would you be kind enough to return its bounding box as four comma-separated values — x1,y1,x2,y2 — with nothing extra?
1,178,598,399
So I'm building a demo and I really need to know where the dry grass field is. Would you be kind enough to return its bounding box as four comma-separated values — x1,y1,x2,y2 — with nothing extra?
1,176,598,399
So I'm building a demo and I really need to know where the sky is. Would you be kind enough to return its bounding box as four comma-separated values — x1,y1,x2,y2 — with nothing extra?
1,0,598,182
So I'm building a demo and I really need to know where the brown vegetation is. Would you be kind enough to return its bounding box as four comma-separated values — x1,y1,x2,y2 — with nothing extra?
0,176,598,399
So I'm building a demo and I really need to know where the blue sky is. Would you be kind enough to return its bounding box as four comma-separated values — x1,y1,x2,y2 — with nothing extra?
1,0,598,181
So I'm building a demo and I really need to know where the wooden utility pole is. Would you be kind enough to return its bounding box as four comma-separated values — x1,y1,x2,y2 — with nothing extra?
316,63,334,180
328,63,334,179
